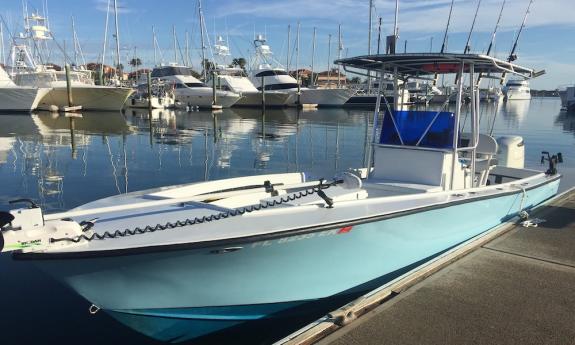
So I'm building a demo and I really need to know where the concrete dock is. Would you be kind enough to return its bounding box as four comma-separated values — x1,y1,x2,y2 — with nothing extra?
278,189,575,345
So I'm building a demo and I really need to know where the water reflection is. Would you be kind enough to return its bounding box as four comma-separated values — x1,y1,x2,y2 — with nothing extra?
500,100,531,127
0,99,574,345
0,108,371,212
555,111,575,135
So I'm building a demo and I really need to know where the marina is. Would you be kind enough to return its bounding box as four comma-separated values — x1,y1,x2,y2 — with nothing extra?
0,0,574,344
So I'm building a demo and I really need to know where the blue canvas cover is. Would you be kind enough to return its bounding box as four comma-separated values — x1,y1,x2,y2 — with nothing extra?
379,110,455,149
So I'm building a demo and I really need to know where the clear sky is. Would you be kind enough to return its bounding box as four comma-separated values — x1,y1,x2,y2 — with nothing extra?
1,0,574,89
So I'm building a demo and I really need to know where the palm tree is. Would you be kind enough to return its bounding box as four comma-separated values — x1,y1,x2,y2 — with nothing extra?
129,57,142,68
231,57,247,71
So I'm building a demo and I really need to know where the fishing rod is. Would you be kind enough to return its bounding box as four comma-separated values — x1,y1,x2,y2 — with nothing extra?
477,0,505,85
464,0,482,54
500,0,534,85
508,0,534,62
440,0,455,54
433,0,455,86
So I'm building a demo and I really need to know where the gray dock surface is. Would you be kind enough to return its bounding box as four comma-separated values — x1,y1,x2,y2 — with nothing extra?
319,190,575,345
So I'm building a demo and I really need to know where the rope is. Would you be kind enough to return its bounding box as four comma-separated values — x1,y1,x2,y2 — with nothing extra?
51,179,342,244
512,184,529,220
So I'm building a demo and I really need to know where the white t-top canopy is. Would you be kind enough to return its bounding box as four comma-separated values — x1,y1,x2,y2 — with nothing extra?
335,53,535,79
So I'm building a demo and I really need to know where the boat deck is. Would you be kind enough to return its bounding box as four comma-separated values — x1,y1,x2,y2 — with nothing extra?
276,187,575,345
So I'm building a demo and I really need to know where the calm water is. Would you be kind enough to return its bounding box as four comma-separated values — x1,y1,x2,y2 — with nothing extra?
0,98,573,344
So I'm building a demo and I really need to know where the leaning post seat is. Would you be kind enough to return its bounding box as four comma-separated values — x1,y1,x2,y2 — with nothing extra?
369,110,469,191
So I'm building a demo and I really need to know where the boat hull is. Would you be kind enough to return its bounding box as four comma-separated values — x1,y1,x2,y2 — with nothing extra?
175,89,240,108
126,96,175,109
0,87,51,112
31,178,559,342
233,91,292,107
299,88,355,107
504,90,532,101
36,86,134,111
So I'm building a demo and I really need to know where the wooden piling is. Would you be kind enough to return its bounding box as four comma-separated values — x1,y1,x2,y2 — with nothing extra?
65,64,73,107
147,71,152,110
212,71,218,107
261,75,266,110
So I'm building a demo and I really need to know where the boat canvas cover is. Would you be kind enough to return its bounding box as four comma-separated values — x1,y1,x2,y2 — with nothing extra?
380,110,455,149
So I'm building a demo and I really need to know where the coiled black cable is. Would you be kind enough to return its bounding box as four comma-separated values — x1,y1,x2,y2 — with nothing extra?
51,179,342,244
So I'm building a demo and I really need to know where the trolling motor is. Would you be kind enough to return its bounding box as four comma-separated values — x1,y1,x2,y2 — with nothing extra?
0,199,86,253
541,151,563,175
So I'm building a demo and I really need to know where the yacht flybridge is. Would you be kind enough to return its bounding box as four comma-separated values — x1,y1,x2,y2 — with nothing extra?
0,53,561,343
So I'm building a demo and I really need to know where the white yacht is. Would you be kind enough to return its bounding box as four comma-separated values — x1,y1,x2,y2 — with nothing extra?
503,79,531,101
208,36,292,107
0,65,50,112
406,81,442,104
479,86,503,102
345,79,410,108
249,35,353,107
152,65,241,109
9,14,133,111
127,79,175,109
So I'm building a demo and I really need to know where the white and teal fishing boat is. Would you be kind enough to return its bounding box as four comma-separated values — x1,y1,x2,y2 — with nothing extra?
0,53,562,343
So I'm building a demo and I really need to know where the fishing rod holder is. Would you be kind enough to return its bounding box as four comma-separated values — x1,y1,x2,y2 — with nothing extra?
541,151,563,175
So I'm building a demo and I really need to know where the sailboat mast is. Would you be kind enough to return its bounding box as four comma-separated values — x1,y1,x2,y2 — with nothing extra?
113,0,121,78
100,0,111,84
327,34,332,86
440,0,455,53
286,24,291,71
508,0,533,62
198,0,207,81
185,30,190,67
337,23,342,87
152,26,157,66
296,22,300,86
311,27,316,86
0,21,5,66
464,0,482,54
173,25,177,64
